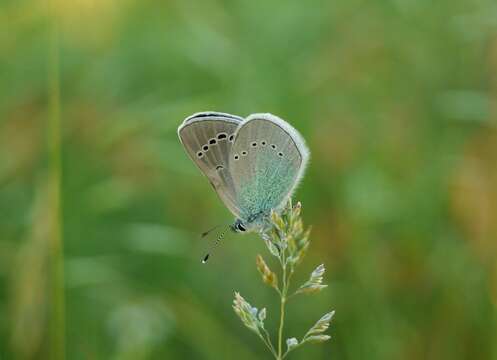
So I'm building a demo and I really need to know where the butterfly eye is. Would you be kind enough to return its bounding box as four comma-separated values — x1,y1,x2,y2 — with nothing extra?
236,223,246,232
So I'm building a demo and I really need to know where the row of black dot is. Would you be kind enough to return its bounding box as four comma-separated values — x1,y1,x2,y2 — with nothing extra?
233,141,284,160
196,136,285,171
197,132,235,158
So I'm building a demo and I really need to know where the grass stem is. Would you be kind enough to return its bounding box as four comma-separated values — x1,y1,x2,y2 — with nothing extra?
277,253,288,359
47,1,65,359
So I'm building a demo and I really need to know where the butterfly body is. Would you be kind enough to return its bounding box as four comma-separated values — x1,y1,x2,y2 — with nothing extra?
178,112,309,234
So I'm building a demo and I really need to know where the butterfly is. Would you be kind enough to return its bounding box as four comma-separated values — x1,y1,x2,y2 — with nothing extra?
178,112,309,239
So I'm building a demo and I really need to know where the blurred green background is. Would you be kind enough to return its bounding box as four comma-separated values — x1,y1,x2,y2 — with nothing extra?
2,0,497,359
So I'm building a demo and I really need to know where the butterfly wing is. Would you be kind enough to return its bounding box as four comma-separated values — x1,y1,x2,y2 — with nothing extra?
178,112,243,217
229,113,310,221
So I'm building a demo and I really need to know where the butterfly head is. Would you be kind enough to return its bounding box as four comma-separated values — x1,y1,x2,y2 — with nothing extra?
231,219,248,233
231,215,269,234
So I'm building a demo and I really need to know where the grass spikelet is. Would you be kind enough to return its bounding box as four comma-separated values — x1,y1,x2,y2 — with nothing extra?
233,202,334,359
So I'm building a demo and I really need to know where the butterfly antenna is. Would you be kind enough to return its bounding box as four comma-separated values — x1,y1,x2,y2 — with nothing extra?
201,226,228,264
200,224,224,239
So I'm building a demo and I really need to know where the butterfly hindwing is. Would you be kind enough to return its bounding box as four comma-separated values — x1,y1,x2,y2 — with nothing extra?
229,113,309,221
178,112,243,217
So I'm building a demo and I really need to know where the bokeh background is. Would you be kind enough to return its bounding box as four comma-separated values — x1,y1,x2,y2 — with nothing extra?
2,0,497,359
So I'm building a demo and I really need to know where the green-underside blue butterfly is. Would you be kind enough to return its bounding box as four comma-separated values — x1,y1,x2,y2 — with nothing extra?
178,112,309,260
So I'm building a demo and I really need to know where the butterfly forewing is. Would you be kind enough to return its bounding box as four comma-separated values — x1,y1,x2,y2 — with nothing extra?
230,114,309,220
178,112,243,217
